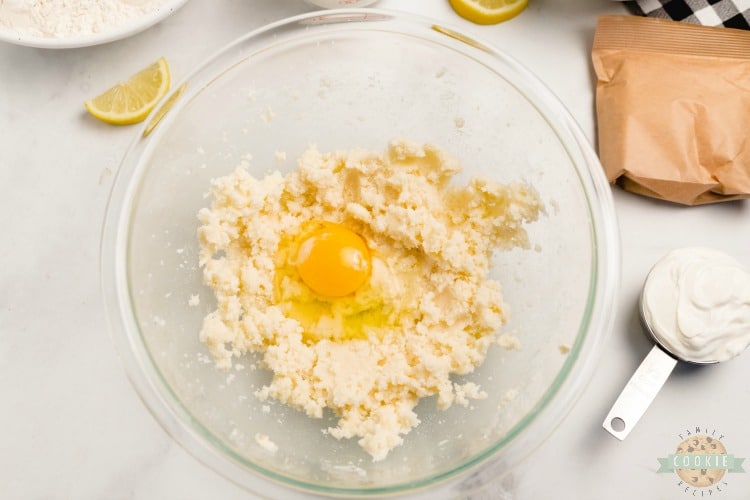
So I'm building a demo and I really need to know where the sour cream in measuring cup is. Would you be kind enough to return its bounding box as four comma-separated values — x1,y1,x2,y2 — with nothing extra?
642,247,750,363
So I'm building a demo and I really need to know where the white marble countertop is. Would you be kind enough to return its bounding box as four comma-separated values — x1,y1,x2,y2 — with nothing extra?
2,1,750,498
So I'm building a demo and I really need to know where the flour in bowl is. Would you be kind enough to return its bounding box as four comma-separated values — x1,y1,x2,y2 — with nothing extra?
0,0,169,38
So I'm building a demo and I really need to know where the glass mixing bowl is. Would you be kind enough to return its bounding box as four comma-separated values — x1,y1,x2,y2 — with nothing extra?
101,9,620,498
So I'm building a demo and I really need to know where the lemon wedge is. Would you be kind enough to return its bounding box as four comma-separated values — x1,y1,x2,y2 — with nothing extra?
85,57,171,125
449,0,528,25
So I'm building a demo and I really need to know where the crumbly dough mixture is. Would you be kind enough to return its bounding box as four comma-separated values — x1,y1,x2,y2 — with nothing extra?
197,139,542,460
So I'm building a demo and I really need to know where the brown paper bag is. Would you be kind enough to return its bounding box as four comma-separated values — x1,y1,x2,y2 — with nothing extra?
592,15,750,205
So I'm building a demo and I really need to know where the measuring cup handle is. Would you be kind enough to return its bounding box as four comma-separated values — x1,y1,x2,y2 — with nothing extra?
602,345,677,440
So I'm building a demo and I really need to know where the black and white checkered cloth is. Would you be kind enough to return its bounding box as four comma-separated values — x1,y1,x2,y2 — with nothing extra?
629,0,750,29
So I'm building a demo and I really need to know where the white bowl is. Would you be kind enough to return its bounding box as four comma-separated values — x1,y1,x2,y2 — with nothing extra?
0,0,189,49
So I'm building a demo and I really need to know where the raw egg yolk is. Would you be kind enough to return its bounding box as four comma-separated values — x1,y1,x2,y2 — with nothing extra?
295,222,371,297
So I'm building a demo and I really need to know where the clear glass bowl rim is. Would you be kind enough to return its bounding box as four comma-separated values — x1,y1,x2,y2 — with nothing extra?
100,8,621,497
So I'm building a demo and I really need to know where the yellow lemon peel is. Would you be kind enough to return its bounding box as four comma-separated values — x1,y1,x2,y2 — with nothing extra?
85,57,171,125
449,0,529,25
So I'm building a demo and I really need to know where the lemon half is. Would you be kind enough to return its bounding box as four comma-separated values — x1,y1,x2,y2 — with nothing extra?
449,0,529,25
85,57,171,125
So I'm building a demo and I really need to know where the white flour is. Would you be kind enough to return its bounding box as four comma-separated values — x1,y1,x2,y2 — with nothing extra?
0,0,169,38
